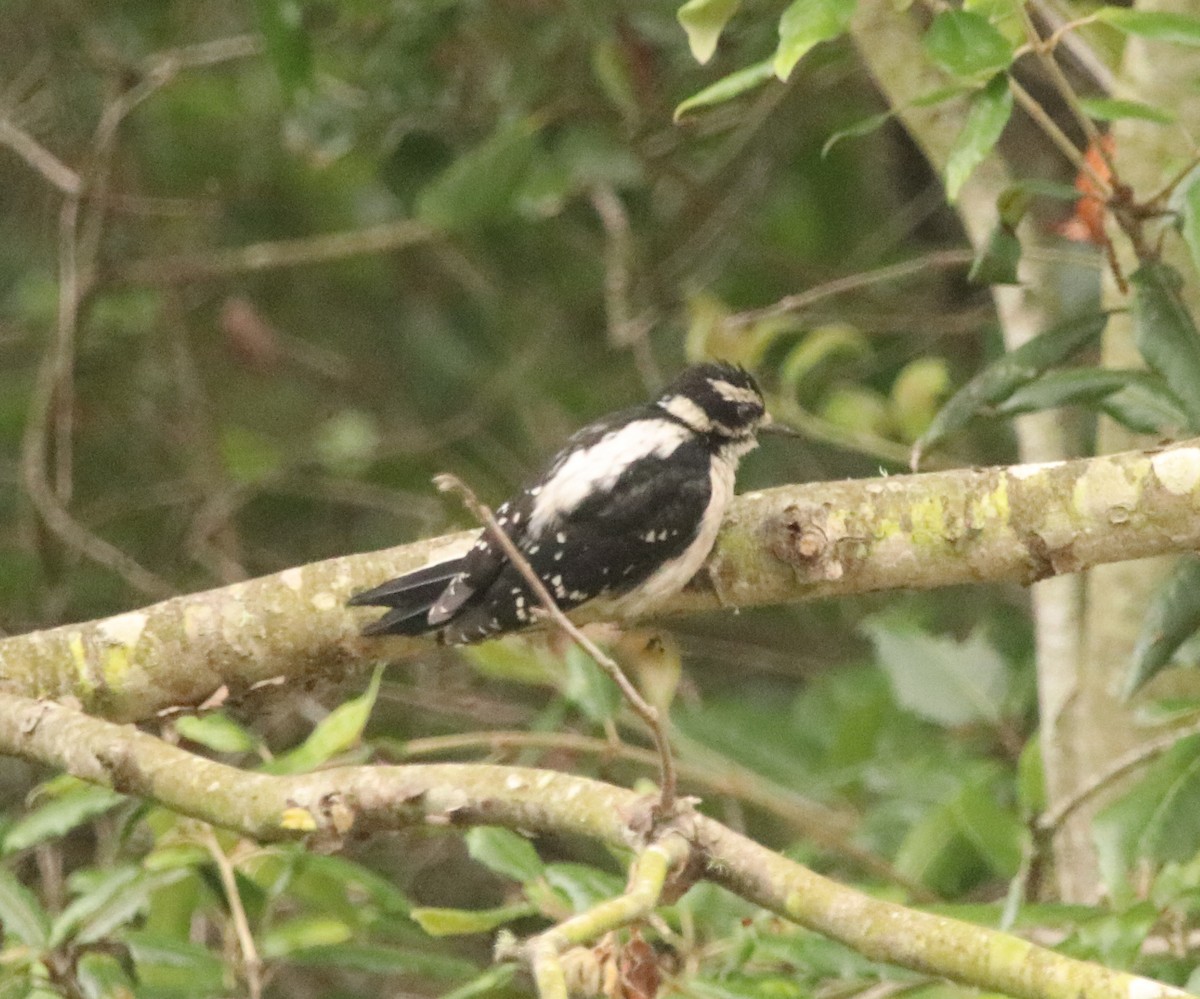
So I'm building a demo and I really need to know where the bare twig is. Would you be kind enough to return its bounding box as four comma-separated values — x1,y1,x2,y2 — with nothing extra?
1038,716,1200,833
590,185,660,388
1007,76,1110,198
118,219,438,285
721,249,976,331
1018,5,1109,172
434,472,679,815
0,118,80,195
200,826,263,999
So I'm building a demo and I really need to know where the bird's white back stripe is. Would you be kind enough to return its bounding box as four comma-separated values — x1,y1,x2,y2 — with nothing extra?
528,419,691,534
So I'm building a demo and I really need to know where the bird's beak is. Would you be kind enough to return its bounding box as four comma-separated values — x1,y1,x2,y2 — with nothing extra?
759,413,803,437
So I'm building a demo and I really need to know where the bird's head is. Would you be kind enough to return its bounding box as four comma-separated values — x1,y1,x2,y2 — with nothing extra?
655,362,775,448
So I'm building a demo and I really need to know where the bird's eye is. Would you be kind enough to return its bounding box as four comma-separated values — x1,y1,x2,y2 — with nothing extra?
736,402,762,423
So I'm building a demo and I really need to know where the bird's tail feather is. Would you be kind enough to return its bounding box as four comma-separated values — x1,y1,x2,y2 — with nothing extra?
348,557,466,636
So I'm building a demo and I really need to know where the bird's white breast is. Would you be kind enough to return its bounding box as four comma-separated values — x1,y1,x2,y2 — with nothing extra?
528,419,692,535
608,448,739,617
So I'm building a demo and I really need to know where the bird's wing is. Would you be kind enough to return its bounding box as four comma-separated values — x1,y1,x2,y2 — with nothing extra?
426,493,534,625
441,439,713,643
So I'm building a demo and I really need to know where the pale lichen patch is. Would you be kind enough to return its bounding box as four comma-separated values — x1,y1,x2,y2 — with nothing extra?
183,604,214,642
281,567,304,591
1073,457,1141,523
97,611,148,648
1009,459,1065,480
1151,447,1200,496
310,592,337,612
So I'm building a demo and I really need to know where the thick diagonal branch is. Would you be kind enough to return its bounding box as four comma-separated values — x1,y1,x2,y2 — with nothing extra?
4,439,1200,721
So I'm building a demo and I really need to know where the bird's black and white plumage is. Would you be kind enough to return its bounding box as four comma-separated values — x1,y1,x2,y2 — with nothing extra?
349,362,773,644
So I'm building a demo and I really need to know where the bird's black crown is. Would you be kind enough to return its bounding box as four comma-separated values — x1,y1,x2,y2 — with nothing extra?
656,361,766,439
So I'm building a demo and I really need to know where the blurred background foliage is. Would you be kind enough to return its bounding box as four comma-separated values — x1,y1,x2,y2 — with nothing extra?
4,0,1200,997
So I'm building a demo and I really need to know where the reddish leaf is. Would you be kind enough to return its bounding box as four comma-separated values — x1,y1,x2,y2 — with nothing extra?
1057,134,1115,246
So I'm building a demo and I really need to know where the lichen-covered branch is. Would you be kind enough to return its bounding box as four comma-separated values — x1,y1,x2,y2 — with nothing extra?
5,439,1200,721
0,693,1187,999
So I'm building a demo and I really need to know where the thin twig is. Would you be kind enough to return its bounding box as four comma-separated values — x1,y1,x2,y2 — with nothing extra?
1018,5,1110,175
722,249,976,331
434,473,679,815
0,118,81,195
590,184,660,388
1038,717,1200,833
200,826,263,999
1007,76,1110,198
117,219,438,285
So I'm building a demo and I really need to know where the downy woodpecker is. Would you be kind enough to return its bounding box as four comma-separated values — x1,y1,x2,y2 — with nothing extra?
349,362,784,644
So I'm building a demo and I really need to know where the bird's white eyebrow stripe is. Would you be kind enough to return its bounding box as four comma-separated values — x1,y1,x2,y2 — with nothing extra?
708,378,761,404
527,419,691,534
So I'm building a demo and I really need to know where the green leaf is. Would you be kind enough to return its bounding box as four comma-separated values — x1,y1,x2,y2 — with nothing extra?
778,324,870,393
51,867,186,947
1078,96,1175,125
410,902,534,937
967,219,1021,285
1126,557,1200,696
542,863,624,912
1016,735,1045,818
1101,377,1192,435
677,0,742,64
267,664,384,774
674,59,775,120
416,119,539,232
991,368,1156,417
219,426,283,485
174,712,257,754
284,943,478,980
2,784,125,855
1174,165,1200,281
912,310,1109,466
1096,7,1200,46
563,645,620,725
890,357,951,443
924,10,1014,77
0,866,50,947
895,769,1018,892
822,85,966,157
822,110,894,157
123,932,225,995
862,618,1007,727
465,826,544,882
254,0,314,98
259,916,353,959
1131,262,1200,430
439,965,520,999
945,74,1012,201
1093,734,1200,898
774,0,857,81
950,780,1023,876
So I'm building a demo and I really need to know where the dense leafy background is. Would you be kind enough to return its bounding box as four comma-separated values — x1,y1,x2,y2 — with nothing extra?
3,1,1200,997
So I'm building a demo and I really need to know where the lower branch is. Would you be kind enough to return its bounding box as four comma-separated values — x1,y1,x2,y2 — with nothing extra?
0,693,1188,999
